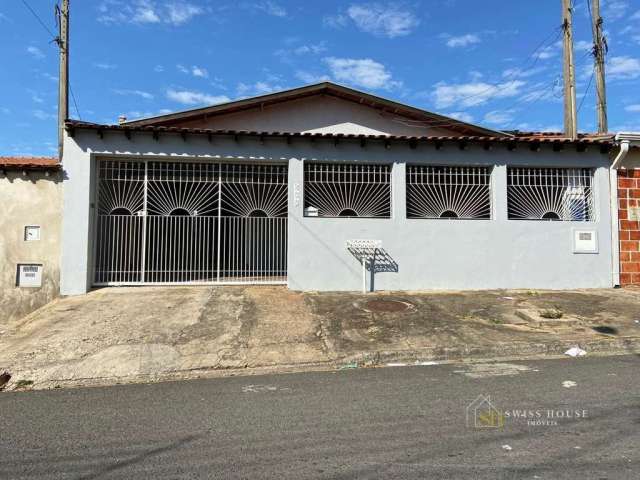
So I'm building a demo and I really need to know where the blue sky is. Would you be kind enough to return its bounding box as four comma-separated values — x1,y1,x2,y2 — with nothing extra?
1,0,640,156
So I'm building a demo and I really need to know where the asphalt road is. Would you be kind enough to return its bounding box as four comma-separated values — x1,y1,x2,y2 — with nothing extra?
1,356,638,479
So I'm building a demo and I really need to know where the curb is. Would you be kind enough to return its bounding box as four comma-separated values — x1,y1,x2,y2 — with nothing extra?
3,336,640,392
339,336,640,367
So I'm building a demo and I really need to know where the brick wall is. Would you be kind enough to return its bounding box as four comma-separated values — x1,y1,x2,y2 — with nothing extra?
619,169,640,286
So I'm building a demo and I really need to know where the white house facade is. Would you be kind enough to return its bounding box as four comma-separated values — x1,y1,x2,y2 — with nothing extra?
60,82,618,294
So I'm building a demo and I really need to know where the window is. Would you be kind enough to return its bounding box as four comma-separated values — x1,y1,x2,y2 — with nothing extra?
406,165,491,219
507,167,595,221
304,163,391,218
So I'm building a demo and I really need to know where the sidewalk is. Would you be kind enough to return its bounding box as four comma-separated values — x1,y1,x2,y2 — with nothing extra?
1,286,639,390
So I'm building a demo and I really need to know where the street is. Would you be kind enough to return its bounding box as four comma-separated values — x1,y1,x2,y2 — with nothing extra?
1,355,638,479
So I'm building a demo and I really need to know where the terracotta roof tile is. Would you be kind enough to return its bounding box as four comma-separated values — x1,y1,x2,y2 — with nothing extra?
0,156,60,170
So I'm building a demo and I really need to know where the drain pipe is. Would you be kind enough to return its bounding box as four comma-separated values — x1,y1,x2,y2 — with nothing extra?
610,133,638,286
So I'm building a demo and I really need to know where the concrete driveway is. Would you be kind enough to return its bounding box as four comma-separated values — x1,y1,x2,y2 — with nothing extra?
1,286,640,390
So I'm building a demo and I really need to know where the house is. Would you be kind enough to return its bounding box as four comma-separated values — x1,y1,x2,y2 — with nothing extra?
59,82,625,294
0,157,62,322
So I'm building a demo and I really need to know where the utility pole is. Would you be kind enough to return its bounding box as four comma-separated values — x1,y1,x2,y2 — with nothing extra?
562,0,578,140
591,0,608,133
57,0,69,160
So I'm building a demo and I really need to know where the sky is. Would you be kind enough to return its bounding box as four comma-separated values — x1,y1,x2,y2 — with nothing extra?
1,0,640,157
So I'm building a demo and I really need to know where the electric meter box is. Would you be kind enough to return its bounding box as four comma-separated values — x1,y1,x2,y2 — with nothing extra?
573,230,598,254
17,264,43,287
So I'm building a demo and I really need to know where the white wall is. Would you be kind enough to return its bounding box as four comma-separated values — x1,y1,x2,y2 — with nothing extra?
62,129,614,294
177,95,458,137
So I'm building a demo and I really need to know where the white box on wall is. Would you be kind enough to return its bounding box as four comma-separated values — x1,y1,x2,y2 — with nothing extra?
573,230,598,254
17,264,43,287
24,225,41,241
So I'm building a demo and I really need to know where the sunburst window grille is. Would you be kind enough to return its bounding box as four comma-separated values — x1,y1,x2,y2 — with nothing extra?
97,160,145,215
221,163,288,218
304,163,391,218
406,165,491,219
146,161,219,216
507,167,595,221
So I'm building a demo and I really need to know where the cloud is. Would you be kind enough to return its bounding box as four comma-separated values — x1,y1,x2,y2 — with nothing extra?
274,41,328,62
625,104,640,112
93,62,117,70
444,34,480,48
295,71,331,84
445,111,474,123
33,109,56,120
191,66,208,78
1,107,10,114
483,109,516,125
166,89,230,105
502,66,546,79
42,72,58,82
237,80,285,97
534,41,561,60
608,56,640,79
574,40,592,52
323,13,348,29
519,82,562,103
176,64,208,77
28,89,44,104
328,3,420,38
324,57,401,90
433,80,525,109
604,1,629,21
26,46,44,59
166,1,203,24
98,0,202,26
154,65,165,72
113,89,155,99
245,1,287,17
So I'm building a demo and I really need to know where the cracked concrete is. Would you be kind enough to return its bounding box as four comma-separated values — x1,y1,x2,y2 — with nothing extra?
1,286,640,390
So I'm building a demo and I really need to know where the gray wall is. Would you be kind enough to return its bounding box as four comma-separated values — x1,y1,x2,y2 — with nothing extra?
62,130,614,294
0,170,62,322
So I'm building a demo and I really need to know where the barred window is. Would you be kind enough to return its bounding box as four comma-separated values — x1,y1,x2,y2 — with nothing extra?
507,167,595,221
304,163,391,218
406,165,491,219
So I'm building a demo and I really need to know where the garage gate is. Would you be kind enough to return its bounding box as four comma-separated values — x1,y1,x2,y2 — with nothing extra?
93,159,288,285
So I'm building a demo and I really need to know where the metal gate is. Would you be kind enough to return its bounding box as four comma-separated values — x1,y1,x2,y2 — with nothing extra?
94,159,288,285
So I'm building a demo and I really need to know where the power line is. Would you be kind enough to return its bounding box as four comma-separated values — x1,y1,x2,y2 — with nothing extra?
20,0,57,40
70,84,81,120
21,0,81,121
577,70,594,114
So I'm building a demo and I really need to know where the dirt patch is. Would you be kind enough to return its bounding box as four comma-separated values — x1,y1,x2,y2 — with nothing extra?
357,299,415,313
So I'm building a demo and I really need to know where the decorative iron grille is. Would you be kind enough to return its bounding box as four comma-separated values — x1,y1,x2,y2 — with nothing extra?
94,159,288,285
147,161,219,217
97,160,145,215
507,167,595,221
220,163,288,217
406,165,491,219
304,163,391,218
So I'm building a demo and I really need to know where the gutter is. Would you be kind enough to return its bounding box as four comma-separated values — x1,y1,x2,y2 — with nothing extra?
610,133,640,286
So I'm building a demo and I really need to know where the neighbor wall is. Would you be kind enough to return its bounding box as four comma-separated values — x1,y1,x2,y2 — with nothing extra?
618,149,640,286
0,171,62,323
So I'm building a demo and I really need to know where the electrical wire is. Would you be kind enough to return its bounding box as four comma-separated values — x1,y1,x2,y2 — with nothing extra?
577,71,594,114
20,0,57,39
21,0,82,120
70,85,82,120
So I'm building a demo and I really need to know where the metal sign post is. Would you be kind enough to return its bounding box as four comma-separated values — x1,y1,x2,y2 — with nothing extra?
346,240,382,293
